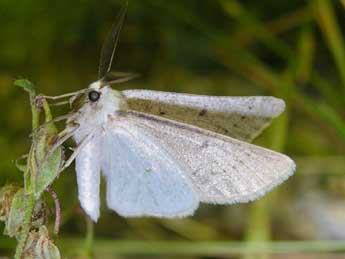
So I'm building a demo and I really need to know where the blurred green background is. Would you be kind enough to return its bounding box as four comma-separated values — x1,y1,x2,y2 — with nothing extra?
1,0,345,258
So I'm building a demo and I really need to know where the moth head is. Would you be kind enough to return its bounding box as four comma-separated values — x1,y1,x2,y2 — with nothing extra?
87,81,103,103
69,81,104,112
86,80,127,110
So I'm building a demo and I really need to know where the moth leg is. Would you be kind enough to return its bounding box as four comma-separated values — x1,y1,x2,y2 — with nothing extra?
49,100,71,107
37,126,79,173
58,132,94,173
57,127,74,139
47,94,87,107
51,126,79,154
31,113,78,137
39,89,86,100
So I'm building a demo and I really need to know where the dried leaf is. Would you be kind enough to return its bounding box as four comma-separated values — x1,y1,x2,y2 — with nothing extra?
23,226,61,259
31,199,47,229
4,188,46,237
0,185,20,222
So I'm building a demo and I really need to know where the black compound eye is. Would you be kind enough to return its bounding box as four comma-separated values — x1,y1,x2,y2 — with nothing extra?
88,90,100,102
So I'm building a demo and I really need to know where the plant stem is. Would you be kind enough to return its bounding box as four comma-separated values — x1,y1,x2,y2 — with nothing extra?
57,240,345,255
14,88,41,259
46,187,61,235
42,98,53,122
30,91,39,133
314,0,345,93
244,67,290,259
83,217,94,258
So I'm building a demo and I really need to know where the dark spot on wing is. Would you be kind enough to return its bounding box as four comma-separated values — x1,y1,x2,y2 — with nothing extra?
201,141,209,149
248,106,252,110
233,123,238,128
121,110,239,143
145,167,153,173
241,116,246,120
192,168,201,177
199,109,207,116
159,111,166,115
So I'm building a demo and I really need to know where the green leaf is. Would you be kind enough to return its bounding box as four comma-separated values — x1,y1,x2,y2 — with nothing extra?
32,123,63,198
5,189,26,238
5,189,45,238
34,146,63,199
14,79,35,93
24,95,64,198
16,164,28,173
15,158,28,173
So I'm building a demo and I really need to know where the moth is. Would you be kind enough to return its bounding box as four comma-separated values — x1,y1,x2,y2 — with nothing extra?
44,4,295,221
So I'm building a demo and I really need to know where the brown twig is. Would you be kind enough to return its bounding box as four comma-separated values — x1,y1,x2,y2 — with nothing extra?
46,187,61,235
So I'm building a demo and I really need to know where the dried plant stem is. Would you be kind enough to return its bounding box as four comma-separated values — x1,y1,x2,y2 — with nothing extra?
46,187,61,235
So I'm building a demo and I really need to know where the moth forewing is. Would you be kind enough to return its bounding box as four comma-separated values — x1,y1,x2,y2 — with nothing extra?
117,110,295,204
122,90,286,141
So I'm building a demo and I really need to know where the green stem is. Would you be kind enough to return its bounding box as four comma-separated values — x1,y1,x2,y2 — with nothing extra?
30,91,39,132
42,98,53,122
83,217,94,258
314,0,345,93
24,91,39,193
14,88,40,259
244,69,290,259
57,240,345,255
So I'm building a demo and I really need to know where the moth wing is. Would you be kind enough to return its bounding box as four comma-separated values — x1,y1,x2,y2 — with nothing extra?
101,120,199,218
75,133,102,222
122,90,285,141
119,111,295,204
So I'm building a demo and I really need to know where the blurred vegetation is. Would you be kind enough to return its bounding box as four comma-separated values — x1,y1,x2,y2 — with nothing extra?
1,0,345,258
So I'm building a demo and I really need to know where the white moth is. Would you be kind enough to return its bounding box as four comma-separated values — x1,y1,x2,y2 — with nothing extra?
47,5,295,221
